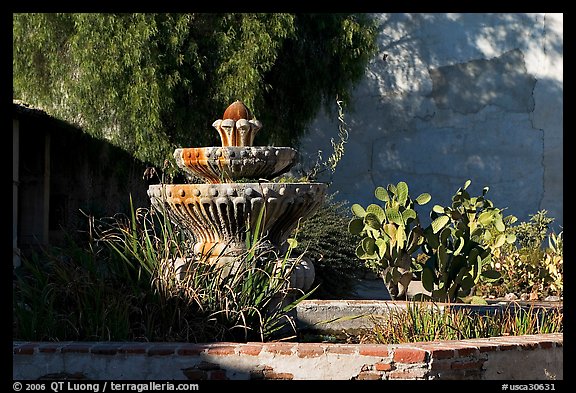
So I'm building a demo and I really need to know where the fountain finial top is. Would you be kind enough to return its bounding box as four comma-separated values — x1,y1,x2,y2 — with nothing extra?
212,101,262,147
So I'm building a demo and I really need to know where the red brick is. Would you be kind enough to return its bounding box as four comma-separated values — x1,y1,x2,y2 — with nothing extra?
264,343,294,355
375,362,394,371
430,360,453,370
388,369,428,379
455,346,479,357
359,344,389,357
238,344,263,356
38,344,62,353
538,341,555,349
477,344,500,352
497,343,519,351
177,344,206,356
518,341,540,350
13,343,36,355
148,345,176,356
118,343,150,354
206,345,236,355
253,365,294,380
263,371,294,380
427,347,456,360
91,344,121,355
296,343,325,358
326,345,356,355
393,347,428,363
355,371,382,380
62,344,91,353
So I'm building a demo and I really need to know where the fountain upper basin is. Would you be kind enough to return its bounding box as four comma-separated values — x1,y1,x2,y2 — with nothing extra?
174,146,297,184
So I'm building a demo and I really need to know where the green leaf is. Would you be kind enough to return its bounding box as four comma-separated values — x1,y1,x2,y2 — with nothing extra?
422,267,435,292
351,204,366,218
374,186,389,202
396,226,407,250
454,236,465,255
415,193,431,205
407,228,423,251
364,212,381,230
478,211,493,226
506,233,517,244
366,204,386,222
375,238,388,257
385,206,403,226
391,266,402,281
362,237,376,256
493,233,506,248
424,227,439,249
383,223,397,239
494,217,505,232
463,179,472,189
439,227,451,245
438,244,448,271
431,215,449,234
396,181,409,205
402,208,417,223
460,274,475,291
348,218,364,235
432,205,445,214
355,244,369,259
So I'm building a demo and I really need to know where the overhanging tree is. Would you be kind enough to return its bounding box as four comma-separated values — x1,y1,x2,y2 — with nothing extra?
13,13,377,172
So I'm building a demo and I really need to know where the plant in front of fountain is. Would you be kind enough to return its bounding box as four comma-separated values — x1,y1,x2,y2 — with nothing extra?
348,181,431,300
417,180,516,304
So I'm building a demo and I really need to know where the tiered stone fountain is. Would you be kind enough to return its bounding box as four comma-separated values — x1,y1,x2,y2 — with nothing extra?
147,101,327,290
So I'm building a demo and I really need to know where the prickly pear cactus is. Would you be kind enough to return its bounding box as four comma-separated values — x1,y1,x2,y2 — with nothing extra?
419,180,516,303
348,181,431,299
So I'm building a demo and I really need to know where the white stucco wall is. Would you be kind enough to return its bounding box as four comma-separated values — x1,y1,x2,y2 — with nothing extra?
298,13,563,230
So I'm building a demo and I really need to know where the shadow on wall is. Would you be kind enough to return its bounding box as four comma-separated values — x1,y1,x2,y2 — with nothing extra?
372,13,562,131
299,13,562,230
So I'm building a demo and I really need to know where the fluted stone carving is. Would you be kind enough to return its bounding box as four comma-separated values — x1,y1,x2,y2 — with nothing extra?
174,146,297,184
148,183,326,259
212,100,262,147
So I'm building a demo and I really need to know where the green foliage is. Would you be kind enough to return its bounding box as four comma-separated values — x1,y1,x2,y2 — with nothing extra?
294,194,366,299
13,13,378,171
476,210,563,299
418,180,517,303
348,179,523,303
349,181,431,299
13,199,312,343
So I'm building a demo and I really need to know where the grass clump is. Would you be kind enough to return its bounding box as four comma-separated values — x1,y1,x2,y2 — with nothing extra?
366,301,563,344
13,200,312,343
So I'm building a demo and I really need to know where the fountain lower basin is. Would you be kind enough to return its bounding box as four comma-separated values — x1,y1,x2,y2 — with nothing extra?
148,182,327,260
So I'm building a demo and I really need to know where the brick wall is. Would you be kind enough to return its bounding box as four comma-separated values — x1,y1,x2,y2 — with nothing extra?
13,333,562,380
